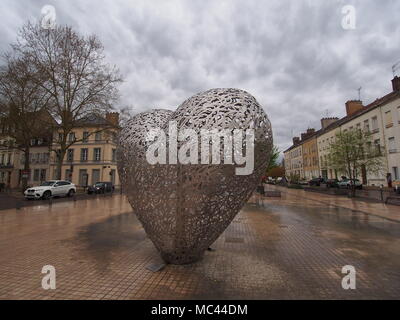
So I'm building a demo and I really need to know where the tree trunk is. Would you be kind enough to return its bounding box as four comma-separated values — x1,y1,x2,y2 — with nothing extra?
56,149,66,180
350,184,356,197
21,147,30,192
350,168,356,198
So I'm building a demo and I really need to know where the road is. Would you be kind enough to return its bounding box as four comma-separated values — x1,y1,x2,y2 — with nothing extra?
0,188,399,299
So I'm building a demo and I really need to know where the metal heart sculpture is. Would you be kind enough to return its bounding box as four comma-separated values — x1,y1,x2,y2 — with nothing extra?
117,88,273,264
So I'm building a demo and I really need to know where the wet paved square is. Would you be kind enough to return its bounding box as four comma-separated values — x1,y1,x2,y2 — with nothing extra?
0,190,399,299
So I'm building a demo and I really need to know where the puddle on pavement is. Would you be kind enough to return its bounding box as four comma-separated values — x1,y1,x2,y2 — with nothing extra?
67,211,147,269
260,201,400,237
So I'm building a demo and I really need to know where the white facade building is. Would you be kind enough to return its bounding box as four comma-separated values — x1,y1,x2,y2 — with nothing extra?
284,139,303,179
380,80,400,183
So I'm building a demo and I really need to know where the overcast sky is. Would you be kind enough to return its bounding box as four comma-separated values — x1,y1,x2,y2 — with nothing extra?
0,0,399,152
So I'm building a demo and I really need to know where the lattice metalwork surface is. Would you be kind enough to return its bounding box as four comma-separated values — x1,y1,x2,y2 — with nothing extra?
117,88,273,264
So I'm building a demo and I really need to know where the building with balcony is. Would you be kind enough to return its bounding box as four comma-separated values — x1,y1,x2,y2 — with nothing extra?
49,112,120,188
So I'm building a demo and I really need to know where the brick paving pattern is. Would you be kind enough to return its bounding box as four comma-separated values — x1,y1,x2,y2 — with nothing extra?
0,191,399,299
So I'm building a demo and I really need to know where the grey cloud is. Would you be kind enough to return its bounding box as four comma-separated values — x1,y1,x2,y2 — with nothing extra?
0,0,399,152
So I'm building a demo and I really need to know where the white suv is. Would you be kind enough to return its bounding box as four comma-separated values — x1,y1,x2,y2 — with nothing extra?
24,180,76,200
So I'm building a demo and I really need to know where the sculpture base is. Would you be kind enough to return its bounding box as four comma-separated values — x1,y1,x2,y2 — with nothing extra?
161,251,204,265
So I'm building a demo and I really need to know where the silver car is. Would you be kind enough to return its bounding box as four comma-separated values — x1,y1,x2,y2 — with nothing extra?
24,180,76,200
337,179,363,189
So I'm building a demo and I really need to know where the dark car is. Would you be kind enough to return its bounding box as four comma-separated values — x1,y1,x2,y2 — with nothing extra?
326,179,339,188
87,182,114,194
308,177,325,186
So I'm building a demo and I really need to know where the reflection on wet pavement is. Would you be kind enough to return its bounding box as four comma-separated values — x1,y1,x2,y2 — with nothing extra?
0,192,399,299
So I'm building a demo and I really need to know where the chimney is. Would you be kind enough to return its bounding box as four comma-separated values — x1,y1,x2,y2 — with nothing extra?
300,128,315,141
345,100,363,116
320,117,339,129
106,112,119,126
293,137,300,145
392,76,400,92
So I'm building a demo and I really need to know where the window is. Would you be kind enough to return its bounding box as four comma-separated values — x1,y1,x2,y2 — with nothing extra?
374,139,381,155
112,149,116,162
393,167,399,180
65,169,72,181
363,119,369,132
53,169,58,179
95,132,102,141
79,169,88,186
83,132,89,143
371,116,379,132
33,169,40,181
94,148,101,161
40,169,46,182
385,111,393,127
68,132,75,142
80,148,88,161
42,153,50,164
67,149,74,162
388,137,396,153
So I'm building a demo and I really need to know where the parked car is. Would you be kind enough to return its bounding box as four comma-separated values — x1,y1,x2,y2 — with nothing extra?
308,177,325,186
326,179,339,188
87,182,114,194
24,180,76,200
298,179,309,185
338,179,363,189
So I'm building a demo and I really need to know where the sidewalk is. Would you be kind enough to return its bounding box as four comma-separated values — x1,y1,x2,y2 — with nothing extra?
270,185,400,223
0,190,117,211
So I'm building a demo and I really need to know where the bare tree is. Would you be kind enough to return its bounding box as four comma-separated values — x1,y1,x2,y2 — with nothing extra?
14,22,122,179
0,52,53,190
